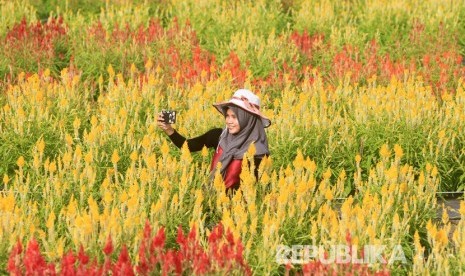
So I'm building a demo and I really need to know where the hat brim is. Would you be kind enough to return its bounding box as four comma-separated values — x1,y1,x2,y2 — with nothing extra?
213,99,271,128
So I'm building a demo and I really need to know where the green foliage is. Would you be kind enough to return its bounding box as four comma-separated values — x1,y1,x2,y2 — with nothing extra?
0,121,64,177
29,0,103,20
169,0,290,62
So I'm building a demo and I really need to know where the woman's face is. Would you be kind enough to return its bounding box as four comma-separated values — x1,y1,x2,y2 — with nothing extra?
225,108,241,134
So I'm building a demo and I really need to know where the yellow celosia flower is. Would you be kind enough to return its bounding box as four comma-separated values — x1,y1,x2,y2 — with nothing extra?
435,229,448,247
399,166,408,179
201,146,208,158
152,201,162,214
103,190,112,205
161,140,170,157
324,188,334,201
355,154,361,163
89,196,99,220
438,130,446,140
307,159,317,173
60,68,68,79
414,231,422,248
293,150,304,169
442,93,452,102
130,151,138,162
442,208,449,224
130,63,137,74
67,196,77,216
213,164,223,191
194,189,203,205
287,182,295,196
141,135,151,150
399,182,407,193
284,165,293,177
46,211,56,230
140,168,149,183
56,237,65,258
16,156,25,168
119,107,127,118
160,177,170,189
379,144,390,159
392,213,400,231
17,107,25,118
171,194,179,209
261,171,270,184
127,196,139,211
200,69,207,79
431,166,438,177
49,161,57,173
394,144,403,159
120,191,128,203
426,220,436,236
37,138,45,154
367,225,375,241
84,150,93,164
340,196,353,217
323,168,331,180
145,59,153,70
180,143,193,164
111,149,120,164
386,166,398,181
75,145,82,161
65,134,73,148
107,64,115,78
101,177,110,189
403,202,409,213
338,169,346,182
73,117,81,130
3,174,9,185
146,154,156,168
43,158,50,172
96,76,104,89
37,230,46,240
90,115,98,127
418,172,425,186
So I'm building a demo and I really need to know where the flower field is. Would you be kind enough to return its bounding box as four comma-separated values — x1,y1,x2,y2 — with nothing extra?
1,0,465,274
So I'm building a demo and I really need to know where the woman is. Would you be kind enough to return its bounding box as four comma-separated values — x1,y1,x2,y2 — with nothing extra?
157,89,271,191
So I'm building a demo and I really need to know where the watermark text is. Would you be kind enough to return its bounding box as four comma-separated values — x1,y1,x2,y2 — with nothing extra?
276,244,407,265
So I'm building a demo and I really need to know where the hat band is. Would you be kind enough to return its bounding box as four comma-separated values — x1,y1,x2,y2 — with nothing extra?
232,96,260,111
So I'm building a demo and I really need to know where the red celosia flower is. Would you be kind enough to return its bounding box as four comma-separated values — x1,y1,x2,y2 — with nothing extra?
77,245,89,265
61,251,77,275
103,235,113,256
152,227,166,251
8,222,253,275
143,220,152,240
7,240,23,276
24,238,53,275
113,245,135,276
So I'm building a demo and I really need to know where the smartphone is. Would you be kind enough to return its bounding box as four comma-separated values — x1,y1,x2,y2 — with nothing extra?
161,110,176,124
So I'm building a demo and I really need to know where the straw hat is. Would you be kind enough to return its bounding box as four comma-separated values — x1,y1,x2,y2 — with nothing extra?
213,89,271,128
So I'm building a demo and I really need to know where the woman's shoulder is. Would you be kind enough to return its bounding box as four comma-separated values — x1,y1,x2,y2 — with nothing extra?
205,127,223,139
201,127,223,148
198,127,222,137
207,128,223,135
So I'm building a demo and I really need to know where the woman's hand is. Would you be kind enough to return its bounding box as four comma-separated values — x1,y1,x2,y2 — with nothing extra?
157,113,175,135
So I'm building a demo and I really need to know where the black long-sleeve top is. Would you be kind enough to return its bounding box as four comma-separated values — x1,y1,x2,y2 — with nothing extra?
168,128,223,151
167,128,264,184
